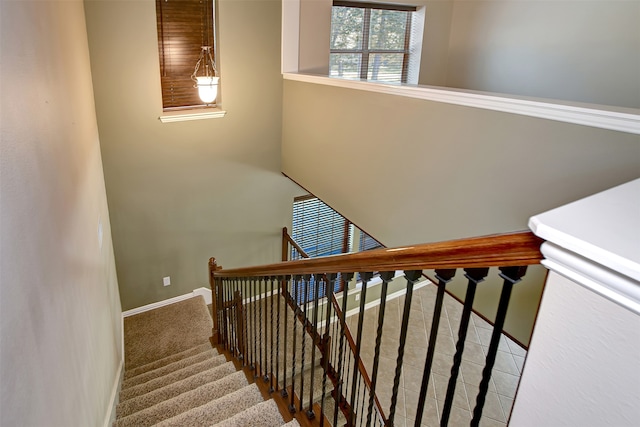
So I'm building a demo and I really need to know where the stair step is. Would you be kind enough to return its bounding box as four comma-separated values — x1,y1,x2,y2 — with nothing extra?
116,361,237,418
282,421,301,427
153,383,265,427
122,349,218,389
119,354,227,401
211,399,286,427
115,371,248,427
124,343,214,380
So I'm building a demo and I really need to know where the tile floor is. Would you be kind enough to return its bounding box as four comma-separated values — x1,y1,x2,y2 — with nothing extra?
343,281,527,427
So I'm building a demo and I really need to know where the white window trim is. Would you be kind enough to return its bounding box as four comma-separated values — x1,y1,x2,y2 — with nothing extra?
159,107,227,123
282,72,640,135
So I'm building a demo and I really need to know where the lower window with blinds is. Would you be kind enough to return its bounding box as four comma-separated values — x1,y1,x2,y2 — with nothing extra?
290,195,384,301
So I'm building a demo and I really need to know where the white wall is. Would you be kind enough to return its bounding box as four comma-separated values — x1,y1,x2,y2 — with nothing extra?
0,1,122,425
510,271,640,426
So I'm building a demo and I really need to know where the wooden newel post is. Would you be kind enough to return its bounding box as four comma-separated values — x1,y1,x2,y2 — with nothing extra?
209,257,222,346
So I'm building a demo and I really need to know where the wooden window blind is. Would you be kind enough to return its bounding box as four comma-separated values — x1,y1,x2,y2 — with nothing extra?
156,0,217,110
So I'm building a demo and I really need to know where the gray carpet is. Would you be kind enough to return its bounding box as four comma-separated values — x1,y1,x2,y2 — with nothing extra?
123,296,212,369
117,295,293,427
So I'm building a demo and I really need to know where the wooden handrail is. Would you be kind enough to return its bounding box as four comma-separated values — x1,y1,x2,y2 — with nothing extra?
215,231,543,278
282,227,311,260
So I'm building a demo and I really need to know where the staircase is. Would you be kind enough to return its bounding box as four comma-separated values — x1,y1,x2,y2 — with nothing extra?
115,296,300,427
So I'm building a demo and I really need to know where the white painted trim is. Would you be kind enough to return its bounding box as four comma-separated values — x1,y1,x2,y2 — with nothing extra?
283,73,640,135
159,108,227,123
102,358,123,427
541,242,640,315
122,287,213,317
281,0,300,73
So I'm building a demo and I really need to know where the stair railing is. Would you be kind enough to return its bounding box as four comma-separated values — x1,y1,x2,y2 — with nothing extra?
209,231,543,427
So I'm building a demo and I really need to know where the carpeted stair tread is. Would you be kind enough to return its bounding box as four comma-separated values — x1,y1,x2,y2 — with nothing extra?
116,362,237,417
116,371,249,427
210,399,285,427
282,420,301,427
153,383,264,427
122,349,219,389
124,343,214,380
120,354,227,401
124,296,212,369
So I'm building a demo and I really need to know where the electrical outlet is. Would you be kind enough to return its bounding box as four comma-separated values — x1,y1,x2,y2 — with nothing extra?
163,276,171,286
355,293,360,301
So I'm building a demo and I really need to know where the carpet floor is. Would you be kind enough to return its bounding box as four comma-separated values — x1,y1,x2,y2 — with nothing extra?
116,295,299,427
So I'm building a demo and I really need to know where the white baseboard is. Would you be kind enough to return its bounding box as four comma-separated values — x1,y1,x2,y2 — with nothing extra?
122,287,212,317
102,358,123,427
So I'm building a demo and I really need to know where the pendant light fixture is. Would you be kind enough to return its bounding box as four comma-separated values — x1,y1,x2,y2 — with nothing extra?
191,0,219,105
191,46,219,104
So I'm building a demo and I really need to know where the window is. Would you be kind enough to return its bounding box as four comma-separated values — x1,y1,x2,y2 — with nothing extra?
290,195,385,301
155,0,218,110
329,1,420,84
291,195,350,258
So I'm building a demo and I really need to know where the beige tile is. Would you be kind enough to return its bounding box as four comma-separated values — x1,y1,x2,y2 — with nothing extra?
430,351,454,377
479,417,507,427
460,341,486,365
471,313,492,330
497,394,514,419
404,389,439,427
435,334,456,356
446,405,472,427
491,370,520,398
463,388,505,423
506,338,527,357
512,354,525,373
460,360,497,393
431,372,469,411
402,364,436,399
492,350,519,376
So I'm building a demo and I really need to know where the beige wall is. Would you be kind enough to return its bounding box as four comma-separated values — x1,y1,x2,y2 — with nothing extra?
84,0,303,311
297,0,639,108
281,80,640,344
446,0,640,108
0,1,122,425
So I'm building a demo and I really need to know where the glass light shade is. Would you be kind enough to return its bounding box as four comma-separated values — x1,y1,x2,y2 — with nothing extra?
196,76,219,104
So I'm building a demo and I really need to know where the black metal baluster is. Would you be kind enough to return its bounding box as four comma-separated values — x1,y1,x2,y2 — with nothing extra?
240,278,253,367
334,272,354,427
268,276,275,391
349,272,373,426
263,276,269,383
471,266,527,426
258,277,265,379
307,274,321,419
275,276,282,392
289,276,300,413
243,277,250,367
414,269,456,427
281,276,290,398
223,278,230,351
441,268,488,426
388,270,422,426
320,273,336,427
247,278,255,370
299,274,311,413
366,271,394,427
252,278,258,373
232,278,238,357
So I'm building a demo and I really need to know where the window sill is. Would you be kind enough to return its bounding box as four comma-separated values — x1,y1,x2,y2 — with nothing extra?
159,107,227,123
